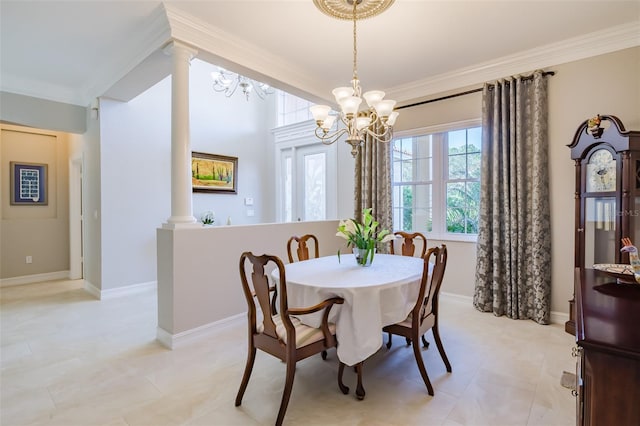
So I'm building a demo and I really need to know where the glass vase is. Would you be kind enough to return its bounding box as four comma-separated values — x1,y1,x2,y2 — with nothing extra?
353,247,375,266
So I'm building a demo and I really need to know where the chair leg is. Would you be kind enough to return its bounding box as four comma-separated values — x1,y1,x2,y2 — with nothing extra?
235,347,256,406
432,324,452,372
276,358,296,426
338,362,349,394
411,333,434,396
421,334,430,348
321,350,327,360
386,332,393,349
355,362,365,400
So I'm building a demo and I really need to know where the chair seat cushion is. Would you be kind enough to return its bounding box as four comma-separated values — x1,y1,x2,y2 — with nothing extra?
257,315,336,348
393,312,435,333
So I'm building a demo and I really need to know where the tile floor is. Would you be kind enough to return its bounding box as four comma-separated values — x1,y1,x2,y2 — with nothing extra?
1,280,576,426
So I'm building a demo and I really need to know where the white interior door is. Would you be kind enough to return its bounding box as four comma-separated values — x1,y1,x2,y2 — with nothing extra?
279,143,336,222
296,145,328,221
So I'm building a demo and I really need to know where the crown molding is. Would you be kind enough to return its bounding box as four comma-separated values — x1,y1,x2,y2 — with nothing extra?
0,74,86,106
389,21,640,104
163,3,328,103
81,4,172,106
1,4,171,107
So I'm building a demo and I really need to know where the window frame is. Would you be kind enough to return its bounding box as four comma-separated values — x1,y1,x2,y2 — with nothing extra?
392,118,482,243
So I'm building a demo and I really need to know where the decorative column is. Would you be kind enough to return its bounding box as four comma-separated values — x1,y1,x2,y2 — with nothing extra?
163,41,199,228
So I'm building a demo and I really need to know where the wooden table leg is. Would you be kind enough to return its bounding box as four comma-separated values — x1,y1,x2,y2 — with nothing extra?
355,362,365,400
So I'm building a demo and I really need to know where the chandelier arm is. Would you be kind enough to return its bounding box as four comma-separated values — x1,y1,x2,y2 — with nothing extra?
314,127,348,145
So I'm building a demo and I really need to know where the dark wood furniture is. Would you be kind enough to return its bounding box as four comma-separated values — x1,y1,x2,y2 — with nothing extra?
566,115,640,335
286,234,319,263
236,252,345,426
383,245,451,396
574,268,640,425
389,231,427,258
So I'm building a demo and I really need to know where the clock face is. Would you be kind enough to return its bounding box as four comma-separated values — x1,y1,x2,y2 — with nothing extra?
586,149,616,192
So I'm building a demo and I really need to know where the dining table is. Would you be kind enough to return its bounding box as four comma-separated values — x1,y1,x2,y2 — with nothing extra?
271,253,427,398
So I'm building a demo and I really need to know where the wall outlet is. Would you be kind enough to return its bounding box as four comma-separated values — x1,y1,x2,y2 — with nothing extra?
26,256,33,264
246,209,255,217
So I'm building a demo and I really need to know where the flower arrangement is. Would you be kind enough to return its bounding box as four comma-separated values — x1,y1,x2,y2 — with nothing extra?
587,114,603,137
336,208,395,265
587,114,601,130
201,210,215,225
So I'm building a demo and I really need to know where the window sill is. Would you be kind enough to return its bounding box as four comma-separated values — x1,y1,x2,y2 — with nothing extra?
426,233,478,243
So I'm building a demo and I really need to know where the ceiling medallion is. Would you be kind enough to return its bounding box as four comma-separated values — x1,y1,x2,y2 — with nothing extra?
312,0,395,20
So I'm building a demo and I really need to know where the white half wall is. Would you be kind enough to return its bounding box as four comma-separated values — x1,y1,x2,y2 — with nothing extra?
156,220,344,344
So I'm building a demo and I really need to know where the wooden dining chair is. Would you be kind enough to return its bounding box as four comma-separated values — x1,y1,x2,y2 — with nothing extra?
389,231,427,258
236,252,346,426
287,234,319,263
383,244,452,396
389,231,429,348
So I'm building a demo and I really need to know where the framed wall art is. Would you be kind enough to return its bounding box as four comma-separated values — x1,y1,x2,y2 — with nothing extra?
191,152,238,194
10,161,48,205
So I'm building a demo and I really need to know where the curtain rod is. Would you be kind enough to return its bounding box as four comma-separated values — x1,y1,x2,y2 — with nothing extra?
396,71,555,110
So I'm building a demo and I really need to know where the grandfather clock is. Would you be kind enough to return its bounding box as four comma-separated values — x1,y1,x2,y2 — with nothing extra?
565,115,640,335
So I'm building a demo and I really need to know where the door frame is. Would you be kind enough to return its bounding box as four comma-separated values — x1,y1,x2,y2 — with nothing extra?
69,154,83,279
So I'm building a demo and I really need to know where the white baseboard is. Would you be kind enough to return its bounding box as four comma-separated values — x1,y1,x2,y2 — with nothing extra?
440,291,569,325
550,311,569,325
83,281,157,300
156,312,245,349
440,291,473,304
0,270,70,287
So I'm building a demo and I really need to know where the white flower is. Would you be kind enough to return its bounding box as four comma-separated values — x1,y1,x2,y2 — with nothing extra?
201,210,215,225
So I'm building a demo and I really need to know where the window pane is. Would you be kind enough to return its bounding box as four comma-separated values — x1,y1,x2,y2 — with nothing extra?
448,130,466,154
448,154,466,179
304,153,326,220
468,127,482,152
468,152,481,179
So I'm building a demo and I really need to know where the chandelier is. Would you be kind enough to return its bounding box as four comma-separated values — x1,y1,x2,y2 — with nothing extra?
310,0,398,157
211,67,274,101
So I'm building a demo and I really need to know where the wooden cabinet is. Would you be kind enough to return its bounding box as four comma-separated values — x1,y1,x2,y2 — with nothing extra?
574,268,640,425
566,115,640,335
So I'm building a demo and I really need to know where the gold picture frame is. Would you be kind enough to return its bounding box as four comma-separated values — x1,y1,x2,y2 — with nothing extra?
191,152,238,194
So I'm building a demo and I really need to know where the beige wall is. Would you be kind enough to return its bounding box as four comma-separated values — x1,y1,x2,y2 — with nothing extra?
392,46,640,316
0,124,70,280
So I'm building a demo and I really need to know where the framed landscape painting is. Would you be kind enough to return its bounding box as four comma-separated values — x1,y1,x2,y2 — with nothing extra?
191,152,238,194
10,161,48,205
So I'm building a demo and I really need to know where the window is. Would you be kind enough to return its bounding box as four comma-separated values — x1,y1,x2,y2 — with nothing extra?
391,121,481,240
277,91,314,127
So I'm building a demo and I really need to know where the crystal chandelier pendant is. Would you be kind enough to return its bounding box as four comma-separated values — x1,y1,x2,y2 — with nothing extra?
310,0,398,157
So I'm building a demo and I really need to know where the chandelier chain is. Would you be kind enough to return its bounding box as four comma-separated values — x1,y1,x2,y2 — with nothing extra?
352,0,358,80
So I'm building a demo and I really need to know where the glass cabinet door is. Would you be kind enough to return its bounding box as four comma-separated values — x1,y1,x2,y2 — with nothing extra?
584,197,616,266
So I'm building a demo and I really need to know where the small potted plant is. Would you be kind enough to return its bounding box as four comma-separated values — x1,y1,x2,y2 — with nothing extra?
201,210,215,226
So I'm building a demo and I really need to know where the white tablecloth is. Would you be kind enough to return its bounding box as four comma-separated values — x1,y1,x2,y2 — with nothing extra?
272,254,424,366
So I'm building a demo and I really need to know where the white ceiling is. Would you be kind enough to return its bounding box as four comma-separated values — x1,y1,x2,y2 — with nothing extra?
1,0,639,107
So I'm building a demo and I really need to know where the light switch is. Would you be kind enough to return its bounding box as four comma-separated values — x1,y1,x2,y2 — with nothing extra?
247,209,255,217
245,197,254,206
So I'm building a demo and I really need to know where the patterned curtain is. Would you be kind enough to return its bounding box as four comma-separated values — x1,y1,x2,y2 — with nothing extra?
473,70,551,324
354,124,392,253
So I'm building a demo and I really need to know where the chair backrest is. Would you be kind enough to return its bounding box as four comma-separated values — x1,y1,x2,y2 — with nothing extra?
390,231,427,258
413,244,447,326
287,234,319,263
239,252,293,340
